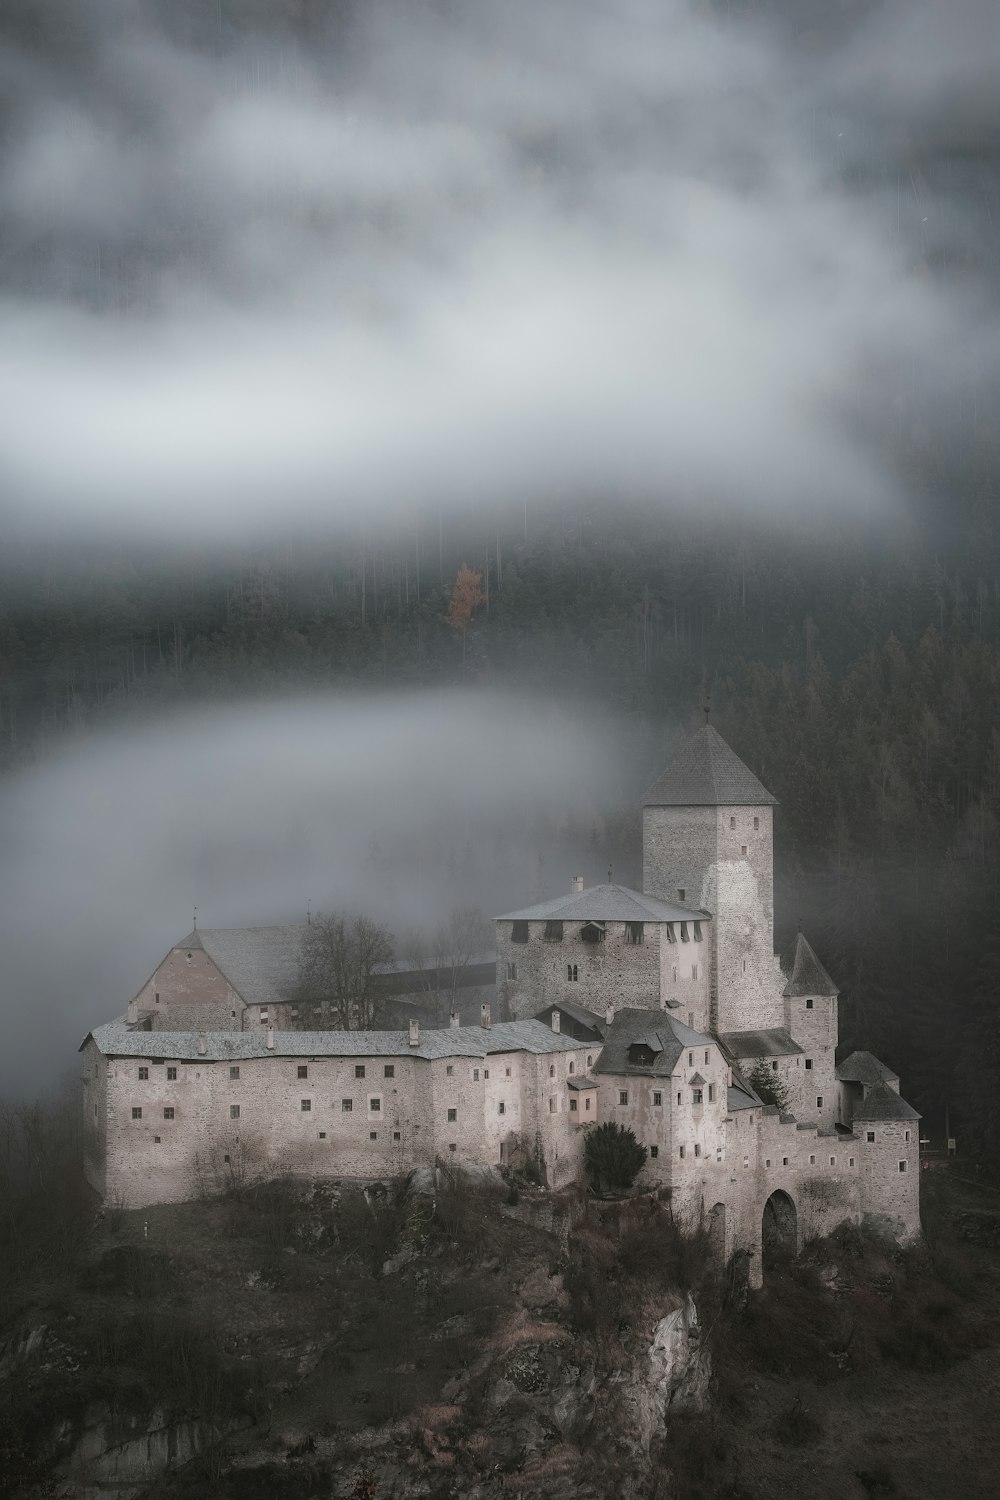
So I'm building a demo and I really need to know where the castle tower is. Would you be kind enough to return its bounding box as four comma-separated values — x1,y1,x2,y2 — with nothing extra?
642,725,779,1034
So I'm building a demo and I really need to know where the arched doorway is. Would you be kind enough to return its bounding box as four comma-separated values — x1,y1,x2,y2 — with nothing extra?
761,1190,797,1271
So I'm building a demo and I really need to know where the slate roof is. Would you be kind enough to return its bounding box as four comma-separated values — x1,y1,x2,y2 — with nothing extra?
781,932,839,998
567,1075,600,1091
534,1001,607,1036
497,883,707,924
836,1051,900,1086
720,1028,803,1059
727,1084,760,1112
853,1083,920,1122
83,1018,585,1063
593,1008,712,1078
643,725,777,808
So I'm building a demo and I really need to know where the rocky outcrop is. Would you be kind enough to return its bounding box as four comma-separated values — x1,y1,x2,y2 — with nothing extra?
624,1294,711,1451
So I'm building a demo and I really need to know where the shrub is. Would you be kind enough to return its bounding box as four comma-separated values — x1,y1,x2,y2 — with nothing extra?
584,1123,647,1194
745,1057,790,1112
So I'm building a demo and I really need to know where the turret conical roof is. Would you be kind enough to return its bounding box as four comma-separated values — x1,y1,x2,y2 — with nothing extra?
643,725,777,807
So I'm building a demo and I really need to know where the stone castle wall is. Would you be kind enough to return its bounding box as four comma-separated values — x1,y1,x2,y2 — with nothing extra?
135,948,244,1032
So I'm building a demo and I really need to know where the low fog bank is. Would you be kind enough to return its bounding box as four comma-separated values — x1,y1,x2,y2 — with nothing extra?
2,0,998,540
0,689,650,1097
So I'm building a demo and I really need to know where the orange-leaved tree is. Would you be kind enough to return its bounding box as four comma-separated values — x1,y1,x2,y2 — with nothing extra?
447,566,484,663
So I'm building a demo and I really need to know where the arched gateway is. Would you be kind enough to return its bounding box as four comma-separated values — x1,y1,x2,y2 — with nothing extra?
761,1189,797,1270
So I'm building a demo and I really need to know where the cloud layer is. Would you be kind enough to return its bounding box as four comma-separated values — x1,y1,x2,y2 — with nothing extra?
2,0,996,538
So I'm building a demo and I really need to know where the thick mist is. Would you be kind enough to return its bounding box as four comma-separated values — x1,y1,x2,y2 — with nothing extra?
0,689,648,1096
2,0,997,539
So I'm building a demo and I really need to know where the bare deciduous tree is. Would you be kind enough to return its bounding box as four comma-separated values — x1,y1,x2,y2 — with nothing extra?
297,912,395,1029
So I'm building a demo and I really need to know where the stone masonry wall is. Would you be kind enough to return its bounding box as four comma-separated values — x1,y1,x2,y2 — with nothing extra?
135,948,244,1032
857,1120,920,1242
498,921,665,1021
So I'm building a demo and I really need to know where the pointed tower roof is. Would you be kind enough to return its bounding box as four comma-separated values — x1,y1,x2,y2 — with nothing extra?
781,931,838,997
643,725,777,807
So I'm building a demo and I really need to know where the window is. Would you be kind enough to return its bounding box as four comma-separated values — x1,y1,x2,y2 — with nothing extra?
705,1050,710,1064
805,1058,813,1071
693,921,703,941
224,1154,230,1163
342,1099,353,1112
384,1064,394,1078
506,961,518,981
730,815,736,830
301,1099,311,1112
809,1154,816,1165
743,1155,749,1168
741,845,747,856
905,1131,910,1142
587,1055,593,1067
754,816,759,830
766,1158,771,1168
393,1131,401,1142
677,888,685,902
619,1090,629,1106
692,1089,703,1105
167,1066,177,1080
694,1144,701,1158
355,1065,366,1079
446,1065,453,1076
549,1064,555,1078
677,1092,682,1105
650,1145,659,1159
830,1156,836,1166
625,922,644,944
549,1099,556,1113
772,1060,778,1072
230,1104,240,1119
816,1096,823,1109
688,1052,693,1067
742,959,747,975
585,1097,591,1112
512,920,529,944
138,1067,148,1080
154,1135,161,1143
230,1066,240,1080
680,922,689,942
505,1067,511,1078
679,1145,685,1159
369,1097,381,1112
806,997,814,1009
782,1156,788,1166
132,1107,142,1119
498,1102,506,1115
544,919,564,941
867,1130,875,1143
473,1068,480,1081
569,1060,575,1074
653,1091,662,1107
155,992,160,1004
319,1131,326,1139
567,964,578,982
484,1069,489,1079
448,1143,457,1152
163,1107,175,1120
370,1131,377,1141
298,1065,308,1079
570,1098,578,1112
899,1160,907,1173
260,1009,268,1025
708,1084,715,1103
692,964,699,981
448,1108,458,1122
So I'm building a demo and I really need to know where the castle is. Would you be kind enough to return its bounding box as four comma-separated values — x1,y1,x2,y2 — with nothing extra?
81,725,920,1279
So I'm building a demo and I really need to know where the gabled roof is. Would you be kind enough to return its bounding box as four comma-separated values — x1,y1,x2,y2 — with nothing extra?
534,1001,607,1037
497,883,706,924
853,1082,920,1122
688,1072,706,1087
720,1028,803,1059
836,1051,899,1086
567,1075,600,1091
643,725,777,808
594,1008,711,1078
781,932,839,998
82,1018,587,1063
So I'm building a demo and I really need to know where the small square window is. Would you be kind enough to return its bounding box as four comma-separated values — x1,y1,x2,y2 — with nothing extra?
570,1098,578,1112
369,1097,381,1112
154,1135,161,1143
898,1160,907,1173
782,1156,788,1166
230,1104,240,1119
867,1130,875,1143
741,844,747,856
393,1131,401,1142
163,1107,175,1120
342,1098,353,1112
355,1065,366,1079
448,1108,457,1122
138,1066,148,1080
830,1156,836,1166
805,1058,813,1070
653,1091,662,1107
473,1068,480,1081
650,1145,659,1158
230,1065,240,1080
301,1099,311,1112
167,1066,177,1080
816,1096,823,1108
384,1064,394,1078
772,1060,778,1072
765,1158,771,1168
678,888,685,902
132,1107,142,1119
505,1067,511,1078
849,1157,855,1167
319,1131,326,1139
498,1102,505,1115
446,1065,453,1076
297,1065,308,1079
619,1090,628,1106
809,1154,816,1165
370,1131,377,1141
806,997,814,1009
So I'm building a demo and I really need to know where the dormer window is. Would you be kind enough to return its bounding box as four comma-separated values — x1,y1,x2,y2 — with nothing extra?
580,921,606,944
625,922,644,945
511,921,529,944
543,920,564,941
665,924,676,944
680,922,689,943
627,1043,656,1067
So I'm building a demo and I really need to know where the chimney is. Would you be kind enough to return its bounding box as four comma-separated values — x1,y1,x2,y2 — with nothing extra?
571,875,584,894
127,997,138,1025
551,1009,561,1033
197,1031,207,1056
480,1003,491,1030
450,1011,460,1029
266,1027,274,1051
409,1018,420,1047
605,1002,615,1027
